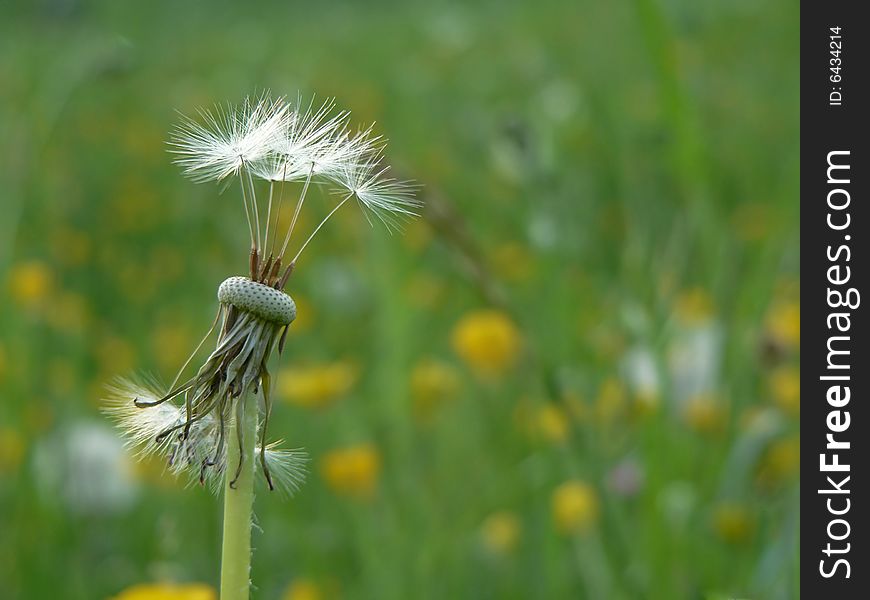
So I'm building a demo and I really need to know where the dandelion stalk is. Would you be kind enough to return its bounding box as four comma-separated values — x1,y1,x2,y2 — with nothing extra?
220,388,258,600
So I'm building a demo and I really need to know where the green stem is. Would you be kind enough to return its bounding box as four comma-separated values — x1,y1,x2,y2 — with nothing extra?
220,389,258,600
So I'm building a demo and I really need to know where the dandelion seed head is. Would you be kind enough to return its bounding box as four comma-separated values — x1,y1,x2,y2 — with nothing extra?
170,94,290,182
107,91,419,500
170,92,419,247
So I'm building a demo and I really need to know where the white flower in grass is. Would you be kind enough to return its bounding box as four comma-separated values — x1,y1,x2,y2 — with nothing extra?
170,94,291,182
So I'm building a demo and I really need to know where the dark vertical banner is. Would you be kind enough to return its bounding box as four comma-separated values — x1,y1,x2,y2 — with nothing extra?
802,2,869,597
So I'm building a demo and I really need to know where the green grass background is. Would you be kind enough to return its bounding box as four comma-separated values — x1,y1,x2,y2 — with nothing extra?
1,1,799,598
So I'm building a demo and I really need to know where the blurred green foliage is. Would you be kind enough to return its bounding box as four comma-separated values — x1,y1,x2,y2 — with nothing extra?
1,1,798,599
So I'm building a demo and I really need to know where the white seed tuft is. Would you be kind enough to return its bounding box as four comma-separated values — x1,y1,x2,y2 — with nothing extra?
170,94,291,182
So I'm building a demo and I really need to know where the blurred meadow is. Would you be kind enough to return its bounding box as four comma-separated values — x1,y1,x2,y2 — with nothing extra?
0,1,799,599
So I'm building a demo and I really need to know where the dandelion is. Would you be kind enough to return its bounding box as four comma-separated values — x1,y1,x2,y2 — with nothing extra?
320,443,381,499
534,403,571,444
451,309,521,376
111,582,216,600
283,578,323,600
106,93,418,600
278,361,358,409
6,259,53,308
552,480,599,535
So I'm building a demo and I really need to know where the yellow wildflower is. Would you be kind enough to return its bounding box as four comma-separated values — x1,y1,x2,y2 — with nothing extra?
451,310,521,376
0,427,25,475
410,358,461,422
673,288,715,325
514,397,573,440
684,394,727,434
321,443,381,499
110,582,215,600
7,259,53,308
283,578,322,600
712,503,755,544
769,365,800,415
757,435,800,488
480,511,522,555
764,301,800,351
279,362,357,409
552,480,599,535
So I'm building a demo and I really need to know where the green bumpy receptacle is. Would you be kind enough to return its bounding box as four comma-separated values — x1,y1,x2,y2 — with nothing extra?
217,276,296,325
